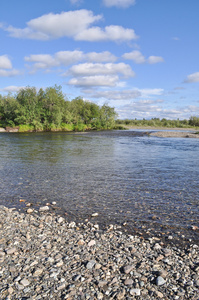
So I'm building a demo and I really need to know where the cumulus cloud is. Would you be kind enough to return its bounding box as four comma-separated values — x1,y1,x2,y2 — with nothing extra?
139,88,164,97
0,86,25,93
0,55,20,77
25,50,117,73
185,72,199,83
148,56,164,64
75,25,138,42
122,50,164,64
83,89,141,100
85,51,117,62
122,50,145,64
4,10,138,42
67,63,135,78
0,69,20,77
68,75,119,87
103,0,136,8
0,55,12,69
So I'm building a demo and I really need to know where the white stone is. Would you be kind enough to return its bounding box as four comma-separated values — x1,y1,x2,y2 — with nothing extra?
39,206,49,212
130,288,141,296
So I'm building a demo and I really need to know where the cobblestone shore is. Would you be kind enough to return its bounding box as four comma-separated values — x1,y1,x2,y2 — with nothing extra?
0,205,199,299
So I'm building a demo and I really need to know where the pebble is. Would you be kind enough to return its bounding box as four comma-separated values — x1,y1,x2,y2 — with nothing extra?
91,213,99,217
130,288,141,296
39,205,49,212
0,205,198,299
156,276,166,286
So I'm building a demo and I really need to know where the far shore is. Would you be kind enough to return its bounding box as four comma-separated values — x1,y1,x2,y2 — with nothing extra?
1,126,199,138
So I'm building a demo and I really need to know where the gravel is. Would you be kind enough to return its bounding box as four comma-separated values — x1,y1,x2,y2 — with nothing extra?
0,205,199,299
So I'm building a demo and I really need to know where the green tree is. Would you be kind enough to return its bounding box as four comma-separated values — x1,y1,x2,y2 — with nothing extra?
1,94,19,127
100,104,118,129
41,85,65,129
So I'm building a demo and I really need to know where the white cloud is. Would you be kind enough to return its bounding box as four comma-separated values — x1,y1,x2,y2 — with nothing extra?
185,72,199,83
5,10,102,40
4,10,137,42
0,69,20,77
148,56,164,64
85,51,117,62
75,25,138,42
123,51,164,64
25,50,118,73
0,86,25,93
68,75,119,87
103,0,136,8
122,50,146,64
68,62,135,78
139,88,164,97
83,89,141,100
0,55,12,69
70,0,83,4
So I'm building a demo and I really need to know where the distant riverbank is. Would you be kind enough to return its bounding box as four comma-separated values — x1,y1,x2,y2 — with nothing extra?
149,130,199,138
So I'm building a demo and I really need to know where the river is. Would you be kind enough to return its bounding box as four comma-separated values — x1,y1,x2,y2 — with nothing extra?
0,130,198,245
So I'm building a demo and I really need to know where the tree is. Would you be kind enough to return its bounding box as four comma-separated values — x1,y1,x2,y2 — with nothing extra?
100,104,118,129
41,85,66,129
15,87,41,127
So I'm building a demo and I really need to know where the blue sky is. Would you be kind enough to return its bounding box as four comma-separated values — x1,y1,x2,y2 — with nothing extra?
0,0,199,119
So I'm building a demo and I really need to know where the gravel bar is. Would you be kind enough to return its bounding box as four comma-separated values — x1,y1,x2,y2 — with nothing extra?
149,131,199,138
0,205,199,300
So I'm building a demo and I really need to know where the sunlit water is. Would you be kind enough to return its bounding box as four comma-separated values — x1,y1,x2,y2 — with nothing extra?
0,130,198,243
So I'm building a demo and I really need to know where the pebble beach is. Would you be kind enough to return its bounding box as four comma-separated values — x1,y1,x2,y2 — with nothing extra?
0,205,199,299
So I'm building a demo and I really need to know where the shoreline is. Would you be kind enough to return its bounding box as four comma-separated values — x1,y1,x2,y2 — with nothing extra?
0,205,198,299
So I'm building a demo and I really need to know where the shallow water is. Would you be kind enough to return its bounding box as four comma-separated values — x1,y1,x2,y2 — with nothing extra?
0,130,198,243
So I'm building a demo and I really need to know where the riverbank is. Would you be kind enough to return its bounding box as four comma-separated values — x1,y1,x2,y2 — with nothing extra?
0,205,198,299
149,131,199,138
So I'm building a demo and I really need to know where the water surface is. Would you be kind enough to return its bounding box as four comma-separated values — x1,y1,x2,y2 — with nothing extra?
0,130,198,244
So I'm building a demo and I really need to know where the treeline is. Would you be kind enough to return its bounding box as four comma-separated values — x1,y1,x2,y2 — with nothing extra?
116,117,199,128
0,86,117,132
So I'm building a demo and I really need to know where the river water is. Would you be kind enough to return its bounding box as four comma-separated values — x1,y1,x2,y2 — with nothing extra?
0,130,198,244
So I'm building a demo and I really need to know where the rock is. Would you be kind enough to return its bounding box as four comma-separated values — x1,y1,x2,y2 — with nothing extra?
124,278,133,285
130,288,141,296
0,205,199,300
191,225,198,231
39,206,49,212
155,290,164,298
98,280,107,288
88,240,96,247
27,208,34,214
68,221,76,228
33,268,43,276
116,289,126,299
57,217,64,223
123,265,134,274
156,276,166,286
20,278,30,286
91,213,99,217
78,239,85,245
6,247,17,255
95,263,102,270
86,260,96,270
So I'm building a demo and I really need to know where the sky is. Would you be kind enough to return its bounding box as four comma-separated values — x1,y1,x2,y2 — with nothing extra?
0,0,199,120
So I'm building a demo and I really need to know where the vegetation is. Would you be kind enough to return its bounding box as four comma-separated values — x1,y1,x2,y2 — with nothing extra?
1,86,199,132
0,86,118,132
116,117,199,129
